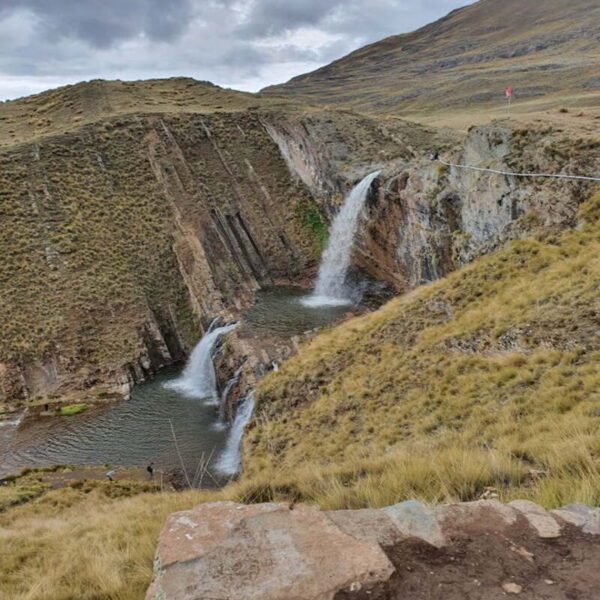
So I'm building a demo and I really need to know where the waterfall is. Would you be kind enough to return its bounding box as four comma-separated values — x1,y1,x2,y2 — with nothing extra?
214,393,255,476
216,365,244,426
164,323,237,403
303,171,380,307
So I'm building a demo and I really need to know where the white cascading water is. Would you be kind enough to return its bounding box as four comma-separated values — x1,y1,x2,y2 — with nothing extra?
303,170,381,307
214,393,255,476
216,365,244,427
164,323,237,403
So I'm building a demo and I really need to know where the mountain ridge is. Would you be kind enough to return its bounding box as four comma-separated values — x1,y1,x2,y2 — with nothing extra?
262,0,600,121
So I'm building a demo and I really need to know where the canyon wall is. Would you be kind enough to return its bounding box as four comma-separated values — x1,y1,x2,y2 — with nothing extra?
2,102,597,409
0,111,327,406
266,116,598,295
357,123,599,292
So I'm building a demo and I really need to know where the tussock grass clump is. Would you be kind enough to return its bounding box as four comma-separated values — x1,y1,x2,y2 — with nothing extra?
246,191,600,509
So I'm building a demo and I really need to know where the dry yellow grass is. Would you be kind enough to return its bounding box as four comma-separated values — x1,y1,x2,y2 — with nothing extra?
0,78,295,148
0,485,220,600
244,190,600,509
263,0,600,127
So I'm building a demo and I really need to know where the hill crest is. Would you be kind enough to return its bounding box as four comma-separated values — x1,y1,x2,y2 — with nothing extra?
262,0,600,121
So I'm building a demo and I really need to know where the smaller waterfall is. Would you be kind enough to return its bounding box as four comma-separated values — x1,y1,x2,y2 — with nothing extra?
214,393,255,476
303,171,380,307
164,323,237,403
216,365,244,426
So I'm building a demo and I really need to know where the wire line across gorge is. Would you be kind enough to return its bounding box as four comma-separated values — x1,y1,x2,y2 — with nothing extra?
437,159,600,183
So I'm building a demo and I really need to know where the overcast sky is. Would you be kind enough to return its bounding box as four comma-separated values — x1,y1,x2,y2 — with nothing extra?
0,0,474,101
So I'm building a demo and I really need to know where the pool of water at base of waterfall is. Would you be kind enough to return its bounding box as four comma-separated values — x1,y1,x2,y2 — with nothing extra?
242,285,359,337
0,287,365,482
0,367,230,484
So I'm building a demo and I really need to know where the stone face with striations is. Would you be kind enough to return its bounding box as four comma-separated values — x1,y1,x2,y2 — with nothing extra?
383,500,446,548
551,503,600,535
326,501,446,548
508,500,562,538
147,503,395,600
153,501,290,569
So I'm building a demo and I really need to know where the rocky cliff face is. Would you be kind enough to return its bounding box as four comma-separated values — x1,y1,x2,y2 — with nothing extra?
0,98,440,409
356,122,599,292
0,110,327,407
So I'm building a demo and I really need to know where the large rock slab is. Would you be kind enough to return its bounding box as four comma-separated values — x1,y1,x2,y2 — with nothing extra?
327,501,445,547
147,499,600,600
383,500,446,548
326,507,403,546
154,501,289,568
147,503,395,600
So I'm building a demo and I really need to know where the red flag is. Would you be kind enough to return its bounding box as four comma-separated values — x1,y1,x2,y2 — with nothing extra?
505,86,513,98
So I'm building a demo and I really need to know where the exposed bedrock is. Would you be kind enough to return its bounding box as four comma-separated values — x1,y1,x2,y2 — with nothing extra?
266,117,598,296
146,499,600,600
0,111,325,407
364,124,599,292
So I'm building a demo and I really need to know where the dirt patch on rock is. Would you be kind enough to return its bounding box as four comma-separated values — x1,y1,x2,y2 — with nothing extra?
335,526,600,600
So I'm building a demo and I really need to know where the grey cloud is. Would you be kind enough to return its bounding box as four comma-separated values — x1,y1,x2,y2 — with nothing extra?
0,0,193,48
0,0,473,99
237,0,342,39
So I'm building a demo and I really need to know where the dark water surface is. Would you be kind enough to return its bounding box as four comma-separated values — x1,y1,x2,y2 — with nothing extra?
243,285,354,336
0,367,228,480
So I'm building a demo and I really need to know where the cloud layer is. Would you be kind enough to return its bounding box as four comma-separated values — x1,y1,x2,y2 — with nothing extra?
0,0,473,100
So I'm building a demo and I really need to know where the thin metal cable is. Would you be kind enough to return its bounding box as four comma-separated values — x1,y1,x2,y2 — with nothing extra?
438,159,600,182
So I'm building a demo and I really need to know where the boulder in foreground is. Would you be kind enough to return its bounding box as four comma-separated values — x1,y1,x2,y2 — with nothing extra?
147,499,600,600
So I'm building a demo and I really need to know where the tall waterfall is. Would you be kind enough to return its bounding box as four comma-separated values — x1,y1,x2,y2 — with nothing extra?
303,171,380,307
164,323,237,403
214,393,255,476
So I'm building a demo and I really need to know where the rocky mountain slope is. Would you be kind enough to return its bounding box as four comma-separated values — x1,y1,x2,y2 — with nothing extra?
263,0,600,119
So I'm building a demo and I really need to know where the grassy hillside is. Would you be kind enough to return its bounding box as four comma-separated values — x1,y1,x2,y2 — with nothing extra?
0,479,218,600
263,0,600,124
0,78,293,148
244,190,600,509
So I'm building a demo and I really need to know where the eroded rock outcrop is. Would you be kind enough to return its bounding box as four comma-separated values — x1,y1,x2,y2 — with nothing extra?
0,110,329,407
357,123,600,292
147,499,600,600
